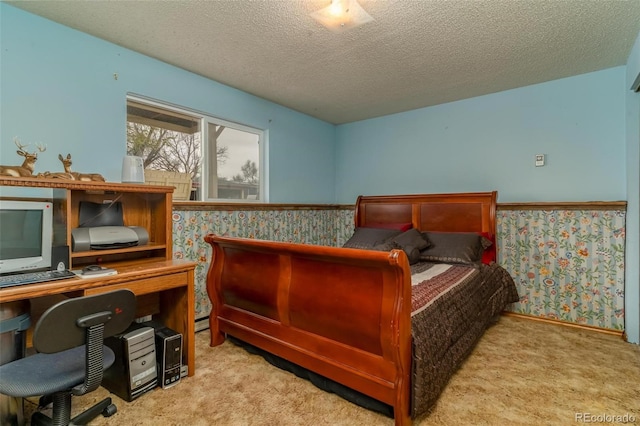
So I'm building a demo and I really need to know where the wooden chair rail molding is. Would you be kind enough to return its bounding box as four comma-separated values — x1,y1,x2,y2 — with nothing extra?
173,200,627,212
498,201,626,211
173,201,349,211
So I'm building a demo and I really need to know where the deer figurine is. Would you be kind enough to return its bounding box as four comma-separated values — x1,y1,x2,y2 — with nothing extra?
58,153,105,182
36,154,75,180
0,138,47,177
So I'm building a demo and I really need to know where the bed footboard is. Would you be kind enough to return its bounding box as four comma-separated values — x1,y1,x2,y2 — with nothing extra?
205,235,413,425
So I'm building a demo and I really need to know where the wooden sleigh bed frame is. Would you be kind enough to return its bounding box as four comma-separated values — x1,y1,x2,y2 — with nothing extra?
205,191,502,425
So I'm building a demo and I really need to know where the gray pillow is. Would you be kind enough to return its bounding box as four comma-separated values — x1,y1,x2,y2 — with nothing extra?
392,228,430,251
372,240,397,251
343,228,430,265
343,227,402,249
419,232,489,265
389,228,431,264
373,240,420,264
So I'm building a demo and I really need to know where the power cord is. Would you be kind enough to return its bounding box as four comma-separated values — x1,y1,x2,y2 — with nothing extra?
78,193,124,228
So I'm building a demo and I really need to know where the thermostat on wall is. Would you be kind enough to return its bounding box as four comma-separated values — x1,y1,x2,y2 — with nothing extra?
535,154,545,167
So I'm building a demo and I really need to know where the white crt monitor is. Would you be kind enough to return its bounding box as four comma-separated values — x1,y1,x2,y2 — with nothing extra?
0,200,53,274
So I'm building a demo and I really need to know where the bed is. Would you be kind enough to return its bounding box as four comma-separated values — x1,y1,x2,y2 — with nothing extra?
204,191,518,425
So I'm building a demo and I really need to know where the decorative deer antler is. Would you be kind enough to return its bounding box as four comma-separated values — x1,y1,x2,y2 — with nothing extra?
34,142,47,154
0,138,46,177
58,153,105,182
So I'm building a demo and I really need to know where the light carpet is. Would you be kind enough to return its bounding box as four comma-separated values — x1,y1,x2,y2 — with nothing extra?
24,316,640,425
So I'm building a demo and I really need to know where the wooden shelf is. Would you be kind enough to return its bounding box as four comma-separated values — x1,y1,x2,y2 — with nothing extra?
1,178,196,376
0,177,174,269
0,176,173,193
71,243,168,259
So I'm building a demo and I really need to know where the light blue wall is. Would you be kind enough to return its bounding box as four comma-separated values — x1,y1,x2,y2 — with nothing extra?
625,31,640,345
335,68,626,204
2,4,638,344
0,4,336,203
335,64,637,344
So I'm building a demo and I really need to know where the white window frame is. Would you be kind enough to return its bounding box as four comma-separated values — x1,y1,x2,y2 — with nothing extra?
127,94,267,202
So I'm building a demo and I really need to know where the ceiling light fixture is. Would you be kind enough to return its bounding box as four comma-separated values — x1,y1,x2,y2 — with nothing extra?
310,0,374,33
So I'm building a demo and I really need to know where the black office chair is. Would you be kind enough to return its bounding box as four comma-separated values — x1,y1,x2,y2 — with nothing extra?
0,289,136,425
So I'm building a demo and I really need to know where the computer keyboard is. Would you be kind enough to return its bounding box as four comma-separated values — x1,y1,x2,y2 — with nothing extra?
0,269,77,288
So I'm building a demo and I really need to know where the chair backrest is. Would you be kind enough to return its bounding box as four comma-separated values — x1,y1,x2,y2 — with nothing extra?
33,289,136,354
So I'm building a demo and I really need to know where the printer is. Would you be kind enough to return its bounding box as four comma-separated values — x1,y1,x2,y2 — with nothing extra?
71,226,149,252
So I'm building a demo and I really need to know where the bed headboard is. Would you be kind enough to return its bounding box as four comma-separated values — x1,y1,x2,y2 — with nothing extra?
354,191,497,236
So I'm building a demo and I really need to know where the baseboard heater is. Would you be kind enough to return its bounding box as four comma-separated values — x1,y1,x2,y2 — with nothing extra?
195,317,209,332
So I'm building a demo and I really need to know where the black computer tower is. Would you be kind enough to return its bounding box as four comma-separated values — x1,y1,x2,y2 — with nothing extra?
140,321,183,389
102,326,158,402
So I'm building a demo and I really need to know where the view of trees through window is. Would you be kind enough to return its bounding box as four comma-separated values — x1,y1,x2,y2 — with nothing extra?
126,98,262,201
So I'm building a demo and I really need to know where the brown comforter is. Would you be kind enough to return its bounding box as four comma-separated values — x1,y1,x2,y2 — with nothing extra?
409,262,519,417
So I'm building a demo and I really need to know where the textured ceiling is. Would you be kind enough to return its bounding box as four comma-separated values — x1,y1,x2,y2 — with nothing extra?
7,0,640,124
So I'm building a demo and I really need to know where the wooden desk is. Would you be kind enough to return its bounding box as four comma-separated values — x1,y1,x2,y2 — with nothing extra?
0,260,196,377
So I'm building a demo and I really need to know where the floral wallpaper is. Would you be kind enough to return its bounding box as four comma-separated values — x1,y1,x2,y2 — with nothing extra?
173,206,626,332
497,209,626,331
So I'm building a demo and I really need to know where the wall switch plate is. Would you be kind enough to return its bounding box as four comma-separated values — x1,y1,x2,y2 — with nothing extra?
535,154,545,167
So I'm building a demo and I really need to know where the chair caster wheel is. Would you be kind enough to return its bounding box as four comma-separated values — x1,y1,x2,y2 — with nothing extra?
102,404,117,417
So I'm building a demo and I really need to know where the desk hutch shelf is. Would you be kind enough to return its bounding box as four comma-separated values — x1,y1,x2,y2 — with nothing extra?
0,176,196,376
0,176,173,270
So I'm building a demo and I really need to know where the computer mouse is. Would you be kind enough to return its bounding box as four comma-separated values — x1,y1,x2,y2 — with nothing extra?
82,264,103,272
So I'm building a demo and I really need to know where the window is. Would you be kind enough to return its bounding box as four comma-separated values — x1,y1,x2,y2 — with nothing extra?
126,96,264,201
